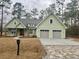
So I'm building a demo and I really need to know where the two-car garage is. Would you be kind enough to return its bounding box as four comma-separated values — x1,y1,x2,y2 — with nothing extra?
36,14,66,39
40,30,62,39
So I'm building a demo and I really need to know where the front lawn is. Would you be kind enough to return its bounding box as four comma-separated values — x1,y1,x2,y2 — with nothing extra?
0,37,46,59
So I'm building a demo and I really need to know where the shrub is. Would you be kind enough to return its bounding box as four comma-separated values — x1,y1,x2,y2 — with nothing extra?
66,25,79,37
32,35,37,38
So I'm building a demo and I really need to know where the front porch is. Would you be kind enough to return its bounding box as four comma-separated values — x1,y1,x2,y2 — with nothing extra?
5,28,25,37
5,28,36,37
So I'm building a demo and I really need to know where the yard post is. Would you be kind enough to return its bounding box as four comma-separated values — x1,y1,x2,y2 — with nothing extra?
14,37,20,56
16,39,20,55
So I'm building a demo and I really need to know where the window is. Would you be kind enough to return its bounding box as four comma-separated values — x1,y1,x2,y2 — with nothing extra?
50,19,53,24
29,29,33,34
11,31,15,34
14,22,16,24
28,24,30,26
33,24,35,26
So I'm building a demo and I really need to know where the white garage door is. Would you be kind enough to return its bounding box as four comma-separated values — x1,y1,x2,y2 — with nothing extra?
40,30,49,38
53,30,61,39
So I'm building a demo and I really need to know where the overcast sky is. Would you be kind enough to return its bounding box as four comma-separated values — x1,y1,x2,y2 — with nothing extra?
2,0,71,25
12,0,71,11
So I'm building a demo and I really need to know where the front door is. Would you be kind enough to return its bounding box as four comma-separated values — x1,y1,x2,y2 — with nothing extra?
19,29,24,36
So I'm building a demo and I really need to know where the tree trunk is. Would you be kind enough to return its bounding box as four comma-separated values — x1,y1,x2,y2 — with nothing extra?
1,5,4,36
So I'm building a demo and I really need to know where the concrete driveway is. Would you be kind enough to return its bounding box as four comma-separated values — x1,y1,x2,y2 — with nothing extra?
39,38,79,45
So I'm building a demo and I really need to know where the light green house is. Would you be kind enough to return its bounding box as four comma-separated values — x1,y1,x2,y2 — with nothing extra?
5,17,38,37
5,14,66,39
5,18,26,36
36,14,66,39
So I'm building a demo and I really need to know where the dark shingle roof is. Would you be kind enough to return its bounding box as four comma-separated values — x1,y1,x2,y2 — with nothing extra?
20,17,42,29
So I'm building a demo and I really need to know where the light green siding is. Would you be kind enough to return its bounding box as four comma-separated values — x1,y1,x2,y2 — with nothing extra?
5,19,26,36
5,19,26,28
5,29,15,36
36,15,66,39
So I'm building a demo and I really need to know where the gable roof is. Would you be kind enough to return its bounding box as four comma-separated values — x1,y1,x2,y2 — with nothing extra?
5,18,26,28
36,14,67,29
5,14,66,29
5,17,42,29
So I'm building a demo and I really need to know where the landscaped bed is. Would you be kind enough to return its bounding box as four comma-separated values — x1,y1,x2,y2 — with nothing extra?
67,35,79,42
0,37,46,59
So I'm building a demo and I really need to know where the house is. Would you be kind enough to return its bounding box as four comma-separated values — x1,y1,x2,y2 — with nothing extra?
36,14,66,39
4,17,40,37
5,14,66,39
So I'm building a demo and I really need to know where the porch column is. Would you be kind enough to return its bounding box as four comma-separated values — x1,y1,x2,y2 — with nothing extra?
23,29,25,37
33,30,35,35
5,28,7,36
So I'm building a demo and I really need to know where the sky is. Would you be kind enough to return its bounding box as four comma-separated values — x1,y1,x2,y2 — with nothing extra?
12,0,71,11
1,0,71,24
12,0,53,11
